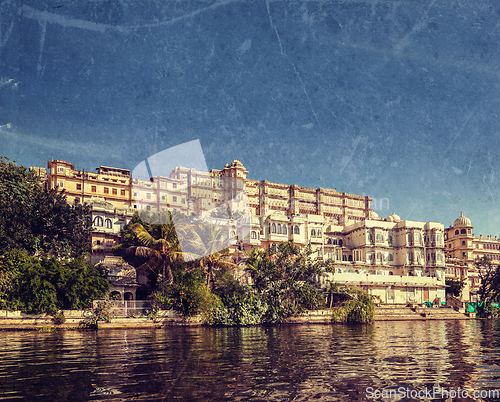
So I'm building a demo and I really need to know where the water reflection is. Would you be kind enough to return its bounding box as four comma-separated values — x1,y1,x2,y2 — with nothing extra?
0,321,499,401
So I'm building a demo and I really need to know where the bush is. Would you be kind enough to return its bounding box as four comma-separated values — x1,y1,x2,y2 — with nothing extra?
330,287,377,324
207,293,268,326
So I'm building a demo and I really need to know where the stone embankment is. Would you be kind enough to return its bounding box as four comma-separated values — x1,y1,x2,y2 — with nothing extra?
0,310,203,330
0,304,475,330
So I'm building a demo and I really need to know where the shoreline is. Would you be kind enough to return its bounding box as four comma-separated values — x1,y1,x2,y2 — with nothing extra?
0,307,476,331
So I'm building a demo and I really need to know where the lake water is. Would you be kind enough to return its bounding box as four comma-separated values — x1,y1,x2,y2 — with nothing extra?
1,320,500,401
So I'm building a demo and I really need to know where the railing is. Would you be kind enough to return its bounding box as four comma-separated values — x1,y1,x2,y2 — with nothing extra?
93,300,152,317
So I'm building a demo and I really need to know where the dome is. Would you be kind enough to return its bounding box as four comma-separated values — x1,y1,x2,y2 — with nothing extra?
387,212,400,222
368,210,379,219
453,211,472,228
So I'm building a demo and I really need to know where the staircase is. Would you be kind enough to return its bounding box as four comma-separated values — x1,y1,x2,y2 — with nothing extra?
374,304,471,321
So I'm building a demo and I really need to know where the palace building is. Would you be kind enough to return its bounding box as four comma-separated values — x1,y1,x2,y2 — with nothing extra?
34,158,447,304
445,212,500,302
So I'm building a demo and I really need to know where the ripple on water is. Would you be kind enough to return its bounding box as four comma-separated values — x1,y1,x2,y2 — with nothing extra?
0,321,499,400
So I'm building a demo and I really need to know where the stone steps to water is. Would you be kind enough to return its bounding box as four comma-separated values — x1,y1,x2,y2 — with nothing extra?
374,305,471,320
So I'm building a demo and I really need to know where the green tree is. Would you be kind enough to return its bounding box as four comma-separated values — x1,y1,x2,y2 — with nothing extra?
245,242,327,323
477,257,500,304
446,278,465,298
0,249,109,314
0,157,91,258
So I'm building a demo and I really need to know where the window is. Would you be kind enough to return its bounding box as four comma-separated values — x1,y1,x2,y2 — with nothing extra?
182,199,185,204
104,187,109,194
57,166,64,173
461,229,466,234
121,189,125,196
161,195,166,201
283,225,287,235
76,184,81,190
251,231,257,239
146,193,151,199
388,235,392,243
105,219,112,229
92,186,97,192
112,188,117,195
134,192,138,197
173,183,177,189
271,223,276,233
455,230,459,235
388,254,393,261
277,224,282,234
57,181,64,188
311,229,316,237
462,241,466,246
317,229,322,237
146,206,151,211
408,252,413,260
294,226,299,234
94,216,103,227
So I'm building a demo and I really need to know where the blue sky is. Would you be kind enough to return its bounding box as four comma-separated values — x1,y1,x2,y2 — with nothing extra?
1,0,500,235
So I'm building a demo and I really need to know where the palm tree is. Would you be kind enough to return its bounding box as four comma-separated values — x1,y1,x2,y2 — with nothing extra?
125,211,186,286
179,221,238,287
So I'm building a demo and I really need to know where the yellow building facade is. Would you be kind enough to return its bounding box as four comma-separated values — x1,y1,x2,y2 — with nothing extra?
39,158,447,304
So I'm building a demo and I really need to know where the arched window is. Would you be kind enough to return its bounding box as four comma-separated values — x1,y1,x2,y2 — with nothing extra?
355,270,359,274
462,241,466,246
251,231,257,239
407,233,413,242
461,229,466,234
282,225,287,235
271,223,276,233
339,240,343,246
277,224,282,234
317,229,322,237
389,271,394,276
327,238,332,245
455,230,459,235
311,229,316,237
294,226,300,234
105,219,112,229
94,216,103,227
